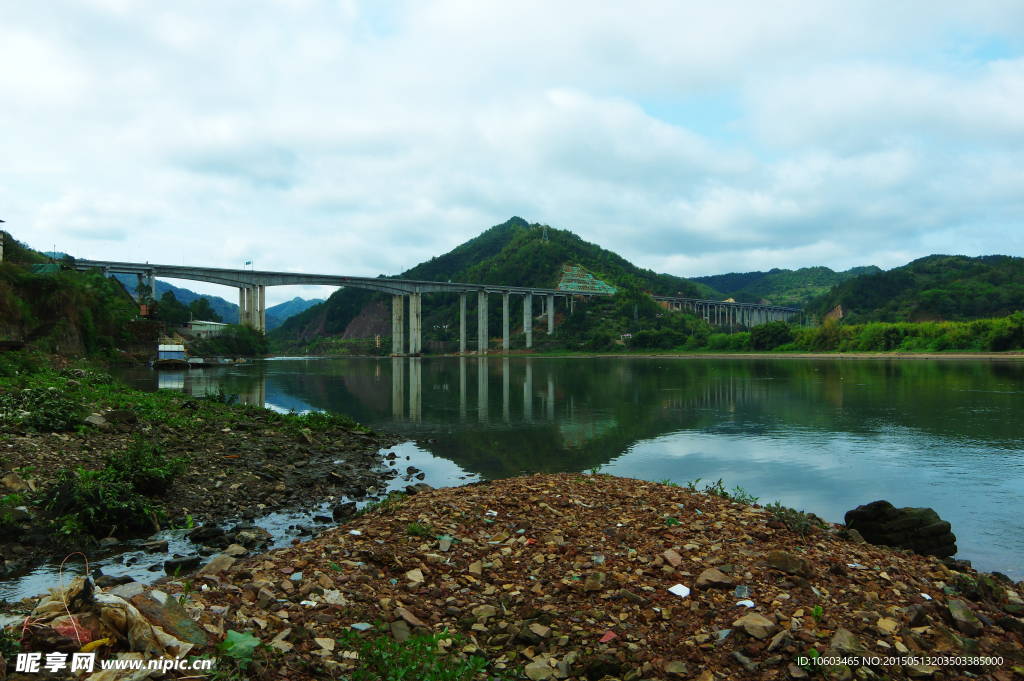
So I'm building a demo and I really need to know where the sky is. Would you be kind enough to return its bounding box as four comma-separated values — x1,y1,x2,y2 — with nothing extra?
4,1,1024,306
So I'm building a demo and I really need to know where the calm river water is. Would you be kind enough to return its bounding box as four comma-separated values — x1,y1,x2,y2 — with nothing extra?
114,357,1024,580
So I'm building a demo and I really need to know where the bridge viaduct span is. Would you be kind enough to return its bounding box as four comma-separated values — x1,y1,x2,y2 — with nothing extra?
74,260,799,354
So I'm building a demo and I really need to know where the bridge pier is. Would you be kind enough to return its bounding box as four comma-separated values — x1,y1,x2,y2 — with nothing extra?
259,285,266,330
459,292,467,354
392,295,404,354
478,290,488,355
547,294,554,334
524,293,533,348
502,291,510,354
409,292,421,354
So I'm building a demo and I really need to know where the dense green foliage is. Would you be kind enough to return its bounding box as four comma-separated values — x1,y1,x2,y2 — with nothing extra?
188,324,269,357
672,314,1024,353
154,291,223,325
693,265,881,306
271,217,716,347
806,255,1024,322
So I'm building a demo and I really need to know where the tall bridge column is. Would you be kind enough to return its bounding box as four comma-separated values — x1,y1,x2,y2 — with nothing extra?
409,292,421,355
259,285,266,330
459,292,467,354
477,290,488,355
238,288,246,325
502,291,510,354
524,293,533,348
392,295,404,355
136,273,144,298
547,294,554,334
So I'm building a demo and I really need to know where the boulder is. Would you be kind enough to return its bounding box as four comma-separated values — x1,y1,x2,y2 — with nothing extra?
844,500,957,557
947,599,983,637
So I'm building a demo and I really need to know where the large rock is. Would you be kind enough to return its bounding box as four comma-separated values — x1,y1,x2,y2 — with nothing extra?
767,550,811,578
844,500,957,557
947,599,983,637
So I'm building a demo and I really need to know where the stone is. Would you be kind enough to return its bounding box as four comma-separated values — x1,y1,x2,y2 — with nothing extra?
332,502,356,520
405,569,424,585
529,622,551,639
468,561,483,576
947,599,983,637
844,500,957,557
524,661,553,680
584,571,606,592
164,555,202,576
390,619,411,643
663,549,682,567
695,567,734,590
222,543,249,557
829,628,867,655
876,617,899,634
617,588,650,606
732,613,778,639
394,607,426,628
405,483,434,495
141,540,169,553
788,663,810,679
314,637,335,651
130,590,210,648
107,581,145,600
0,505,29,522
767,550,812,578
472,604,497,619
732,650,758,673
84,414,107,427
198,554,236,575
664,660,688,676
98,537,119,548
1,473,28,493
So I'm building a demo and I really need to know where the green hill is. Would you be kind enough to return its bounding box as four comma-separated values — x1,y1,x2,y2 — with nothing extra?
691,265,881,306
805,255,1024,322
271,217,715,345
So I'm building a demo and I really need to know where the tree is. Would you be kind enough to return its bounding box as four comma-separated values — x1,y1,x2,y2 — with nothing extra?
188,297,221,322
156,291,190,326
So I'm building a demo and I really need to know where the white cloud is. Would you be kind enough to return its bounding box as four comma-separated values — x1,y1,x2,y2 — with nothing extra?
2,1,1024,305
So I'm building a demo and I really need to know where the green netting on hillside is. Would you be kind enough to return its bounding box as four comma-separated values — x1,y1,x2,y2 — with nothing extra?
557,265,617,294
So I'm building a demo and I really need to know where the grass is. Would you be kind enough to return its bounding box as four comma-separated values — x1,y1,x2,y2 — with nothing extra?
337,627,515,681
406,522,435,538
769,501,828,536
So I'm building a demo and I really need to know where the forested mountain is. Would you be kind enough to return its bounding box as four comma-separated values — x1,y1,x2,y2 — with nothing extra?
805,255,1024,322
113,275,242,324
265,297,322,329
272,217,716,343
692,265,881,306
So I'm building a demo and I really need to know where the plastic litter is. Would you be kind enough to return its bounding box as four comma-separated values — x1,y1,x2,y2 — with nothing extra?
920,593,933,601
733,586,751,598
668,584,691,598
736,600,755,608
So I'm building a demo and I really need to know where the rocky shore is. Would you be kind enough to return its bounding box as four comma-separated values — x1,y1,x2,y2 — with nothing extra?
6,473,1023,681
0,368,405,577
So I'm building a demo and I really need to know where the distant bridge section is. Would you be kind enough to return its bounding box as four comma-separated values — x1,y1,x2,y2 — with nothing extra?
651,295,801,330
74,259,801,355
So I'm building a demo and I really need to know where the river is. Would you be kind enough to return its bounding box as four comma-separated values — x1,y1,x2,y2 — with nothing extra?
112,356,1024,580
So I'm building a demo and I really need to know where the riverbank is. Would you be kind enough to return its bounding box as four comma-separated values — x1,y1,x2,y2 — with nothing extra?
0,364,406,579
278,350,1024,362
5,474,1023,680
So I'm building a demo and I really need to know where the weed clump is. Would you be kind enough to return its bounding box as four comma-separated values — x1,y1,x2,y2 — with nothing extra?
338,627,511,681
43,437,188,540
0,386,82,432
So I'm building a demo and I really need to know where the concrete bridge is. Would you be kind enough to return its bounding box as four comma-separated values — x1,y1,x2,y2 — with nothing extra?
74,259,800,354
651,296,801,331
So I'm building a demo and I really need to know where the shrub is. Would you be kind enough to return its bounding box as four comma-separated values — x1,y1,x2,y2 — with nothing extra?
749,322,795,351
104,435,187,496
707,333,730,350
727,332,750,351
44,468,161,538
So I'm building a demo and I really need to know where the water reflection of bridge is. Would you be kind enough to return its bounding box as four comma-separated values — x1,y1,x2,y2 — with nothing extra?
390,357,557,425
